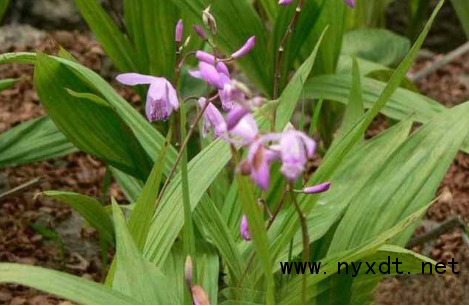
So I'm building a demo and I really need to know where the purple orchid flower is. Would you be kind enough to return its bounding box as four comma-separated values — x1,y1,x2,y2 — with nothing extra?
231,36,256,59
175,19,184,43
219,80,246,111
245,134,280,190
278,130,316,181
240,215,251,241
278,0,296,5
116,73,179,122
343,0,356,8
197,98,227,138
195,51,231,77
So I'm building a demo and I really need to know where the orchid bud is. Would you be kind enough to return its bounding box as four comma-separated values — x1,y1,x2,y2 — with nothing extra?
302,182,331,194
240,215,251,241
278,0,296,5
343,0,356,8
192,285,210,305
175,19,184,43
193,25,208,40
231,36,256,59
202,6,217,35
185,255,193,286
239,160,252,176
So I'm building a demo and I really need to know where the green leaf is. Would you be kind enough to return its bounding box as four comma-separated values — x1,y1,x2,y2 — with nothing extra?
342,29,411,67
194,195,246,283
128,132,170,250
336,57,364,139
305,73,469,154
451,0,469,39
143,116,268,268
275,27,327,130
236,174,275,304
309,0,347,75
143,139,231,266
34,53,153,180
258,0,278,22
305,74,445,124
0,0,10,22
0,263,139,305
0,78,16,91
111,199,179,304
278,205,430,304
269,0,445,269
71,0,138,72
257,116,413,275
328,100,469,253
42,191,114,245
0,116,76,168
124,0,178,77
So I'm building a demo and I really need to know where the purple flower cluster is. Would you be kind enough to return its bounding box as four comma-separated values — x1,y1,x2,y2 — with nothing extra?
117,16,333,245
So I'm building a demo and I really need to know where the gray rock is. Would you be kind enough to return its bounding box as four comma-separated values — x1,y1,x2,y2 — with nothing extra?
0,24,46,51
55,211,101,260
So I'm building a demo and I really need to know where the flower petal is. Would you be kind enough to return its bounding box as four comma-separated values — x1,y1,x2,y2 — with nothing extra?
116,73,155,86
199,62,224,89
230,113,259,145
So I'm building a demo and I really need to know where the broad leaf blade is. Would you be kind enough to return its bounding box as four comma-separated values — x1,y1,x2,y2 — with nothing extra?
342,29,410,67
71,0,139,72
0,264,139,305
328,100,469,253
124,0,178,77
0,116,76,168
34,54,153,180
112,200,179,304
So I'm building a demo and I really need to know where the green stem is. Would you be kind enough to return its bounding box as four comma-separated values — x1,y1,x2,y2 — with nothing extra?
289,184,309,304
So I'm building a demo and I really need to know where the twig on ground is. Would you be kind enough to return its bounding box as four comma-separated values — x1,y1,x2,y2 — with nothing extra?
0,177,44,202
406,215,469,249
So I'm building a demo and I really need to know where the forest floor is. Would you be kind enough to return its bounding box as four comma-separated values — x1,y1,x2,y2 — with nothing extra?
0,27,469,304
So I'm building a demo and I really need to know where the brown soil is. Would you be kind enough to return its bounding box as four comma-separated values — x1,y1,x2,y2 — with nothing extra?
0,29,469,305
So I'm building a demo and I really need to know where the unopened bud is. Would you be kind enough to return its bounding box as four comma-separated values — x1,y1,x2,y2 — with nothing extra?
193,25,208,40
185,255,193,286
302,182,331,194
278,0,296,5
202,6,217,35
175,19,184,43
231,36,256,59
240,215,251,241
192,285,210,305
